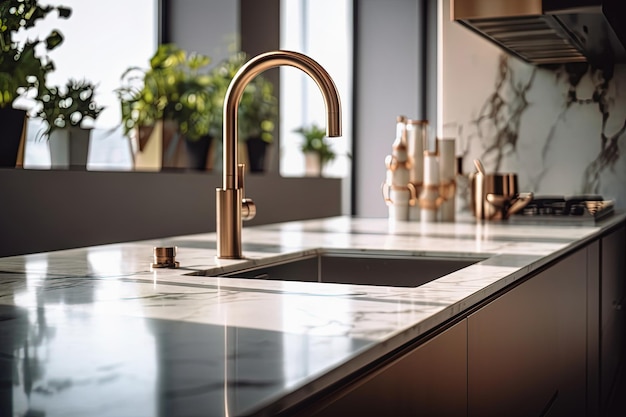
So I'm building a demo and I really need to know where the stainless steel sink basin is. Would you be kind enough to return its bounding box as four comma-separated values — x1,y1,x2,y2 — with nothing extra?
216,251,483,288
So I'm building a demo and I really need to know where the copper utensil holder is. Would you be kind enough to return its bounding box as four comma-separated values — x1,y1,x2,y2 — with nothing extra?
471,172,533,220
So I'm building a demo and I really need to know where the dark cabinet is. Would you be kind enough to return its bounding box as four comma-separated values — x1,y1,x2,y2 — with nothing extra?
587,240,601,417
467,264,559,417
600,224,626,411
310,320,468,417
551,247,589,416
467,246,589,417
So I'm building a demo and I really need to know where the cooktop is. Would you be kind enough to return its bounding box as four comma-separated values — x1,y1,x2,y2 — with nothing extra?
511,195,615,224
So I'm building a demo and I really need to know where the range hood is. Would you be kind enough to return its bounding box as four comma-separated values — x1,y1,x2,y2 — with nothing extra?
451,0,626,65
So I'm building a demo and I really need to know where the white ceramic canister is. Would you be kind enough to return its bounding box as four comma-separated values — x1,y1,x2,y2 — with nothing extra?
419,151,441,222
437,137,456,221
383,116,411,221
406,119,428,220
387,186,411,221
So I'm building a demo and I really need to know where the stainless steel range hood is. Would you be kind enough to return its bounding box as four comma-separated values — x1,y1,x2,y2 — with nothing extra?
451,0,626,65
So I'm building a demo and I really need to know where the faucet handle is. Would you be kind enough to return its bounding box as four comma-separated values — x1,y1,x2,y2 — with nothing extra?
238,163,256,221
242,197,256,221
237,163,246,191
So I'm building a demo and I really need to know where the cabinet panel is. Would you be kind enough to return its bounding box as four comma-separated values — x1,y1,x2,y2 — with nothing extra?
468,268,559,417
600,224,626,408
587,241,600,417
312,320,468,417
552,247,588,417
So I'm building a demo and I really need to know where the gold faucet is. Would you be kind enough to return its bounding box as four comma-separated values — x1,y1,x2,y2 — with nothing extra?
216,50,342,259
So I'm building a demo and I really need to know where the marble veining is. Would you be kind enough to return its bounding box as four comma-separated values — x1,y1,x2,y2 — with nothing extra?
467,55,537,172
461,55,626,199
1,215,624,416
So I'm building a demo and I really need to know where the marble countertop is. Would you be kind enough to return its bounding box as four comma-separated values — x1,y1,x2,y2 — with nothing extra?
1,214,625,417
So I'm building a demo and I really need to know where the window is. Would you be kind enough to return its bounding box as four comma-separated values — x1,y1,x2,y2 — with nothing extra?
18,0,158,170
279,0,352,178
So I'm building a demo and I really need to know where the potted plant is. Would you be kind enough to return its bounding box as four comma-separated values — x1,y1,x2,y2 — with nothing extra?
209,52,278,172
36,78,104,169
0,0,71,167
117,44,215,171
294,123,336,176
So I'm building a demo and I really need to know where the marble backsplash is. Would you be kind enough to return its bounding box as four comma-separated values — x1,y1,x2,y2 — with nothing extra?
442,1,626,209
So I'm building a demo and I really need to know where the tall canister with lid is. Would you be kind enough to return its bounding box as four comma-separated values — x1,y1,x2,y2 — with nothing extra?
383,116,412,221
406,119,428,220
437,137,456,221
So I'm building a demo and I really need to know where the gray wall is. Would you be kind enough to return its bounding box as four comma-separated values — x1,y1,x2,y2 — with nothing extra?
354,0,421,217
168,0,238,64
0,170,341,257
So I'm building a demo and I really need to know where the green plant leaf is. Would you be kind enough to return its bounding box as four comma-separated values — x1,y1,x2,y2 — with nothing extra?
0,0,73,108
45,30,64,50
35,78,104,137
294,123,336,163
57,6,71,19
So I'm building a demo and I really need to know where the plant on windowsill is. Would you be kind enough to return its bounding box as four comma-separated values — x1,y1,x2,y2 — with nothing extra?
208,52,278,173
117,43,215,171
35,79,104,169
0,0,71,167
294,123,336,177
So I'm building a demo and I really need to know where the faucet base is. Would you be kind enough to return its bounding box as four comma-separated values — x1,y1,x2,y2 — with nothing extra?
216,188,243,259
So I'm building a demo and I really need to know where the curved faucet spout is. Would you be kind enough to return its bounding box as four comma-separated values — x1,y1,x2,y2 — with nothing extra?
222,50,342,190
216,50,342,259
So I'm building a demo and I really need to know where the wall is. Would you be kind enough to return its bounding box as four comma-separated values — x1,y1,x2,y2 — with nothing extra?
441,0,626,209
0,170,341,257
354,0,422,217
240,0,280,175
167,0,237,65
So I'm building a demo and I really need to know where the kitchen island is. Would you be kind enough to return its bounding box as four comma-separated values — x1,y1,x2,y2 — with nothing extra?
1,214,624,416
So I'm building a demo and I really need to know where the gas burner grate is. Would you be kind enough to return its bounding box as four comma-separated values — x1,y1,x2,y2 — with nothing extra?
513,195,615,224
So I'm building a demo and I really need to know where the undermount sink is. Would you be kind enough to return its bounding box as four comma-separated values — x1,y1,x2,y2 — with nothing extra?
212,250,484,288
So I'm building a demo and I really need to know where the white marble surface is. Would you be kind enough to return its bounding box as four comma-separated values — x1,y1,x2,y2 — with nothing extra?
1,214,624,416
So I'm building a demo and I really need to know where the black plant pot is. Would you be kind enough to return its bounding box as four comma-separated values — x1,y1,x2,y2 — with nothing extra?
185,135,214,171
0,108,27,168
245,136,269,173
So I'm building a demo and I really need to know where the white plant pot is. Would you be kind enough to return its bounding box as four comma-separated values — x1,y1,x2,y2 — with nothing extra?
49,127,91,170
304,151,322,177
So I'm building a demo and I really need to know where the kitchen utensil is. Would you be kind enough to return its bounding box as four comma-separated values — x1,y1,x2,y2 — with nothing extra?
486,191,534,219
471,170,533,220
473,159,486,175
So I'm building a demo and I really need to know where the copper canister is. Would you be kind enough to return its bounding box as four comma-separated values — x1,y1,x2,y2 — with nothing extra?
471,172,531,220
